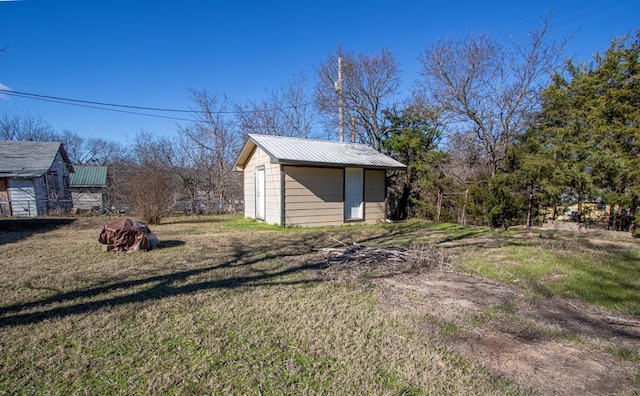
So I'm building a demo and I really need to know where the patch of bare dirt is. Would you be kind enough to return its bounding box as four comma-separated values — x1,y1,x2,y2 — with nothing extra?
377,271,640,396
313,240,640,394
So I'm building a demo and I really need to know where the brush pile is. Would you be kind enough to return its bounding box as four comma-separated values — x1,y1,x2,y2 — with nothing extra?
317,238,449,279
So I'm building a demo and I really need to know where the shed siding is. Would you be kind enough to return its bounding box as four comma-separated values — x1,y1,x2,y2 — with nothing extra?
49,151,73,204
37,151,73,215
0,178,9,216
0,145,73,217
8,178,39,217
244,147,282,225
364,169,386,224
284,166,344,226
33,176,48,215
243,149,256,219
72,189,105,210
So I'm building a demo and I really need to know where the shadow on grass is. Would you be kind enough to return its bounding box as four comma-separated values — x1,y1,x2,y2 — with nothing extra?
160,215,237,225
432,228,491,246
0,235,326,328
353,221,490,248
0,218,76,246
535,244,640,317
156,240,186,249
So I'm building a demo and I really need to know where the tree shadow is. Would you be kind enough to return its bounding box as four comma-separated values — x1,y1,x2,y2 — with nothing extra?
156,240,186,249
517,294,640,343
351,221,489,248
0,234,327,328
160,216,233,225
0,218,76,246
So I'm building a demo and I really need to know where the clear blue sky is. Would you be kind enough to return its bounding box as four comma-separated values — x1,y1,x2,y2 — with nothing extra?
0,0,637,144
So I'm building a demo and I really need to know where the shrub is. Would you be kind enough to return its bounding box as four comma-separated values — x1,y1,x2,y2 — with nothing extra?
129,167,175,224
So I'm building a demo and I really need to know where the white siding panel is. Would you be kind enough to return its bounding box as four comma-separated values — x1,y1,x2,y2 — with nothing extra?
264,163,281,225
243,147,282,225
244,167,255,219
72,191,105,210
8,179,39,217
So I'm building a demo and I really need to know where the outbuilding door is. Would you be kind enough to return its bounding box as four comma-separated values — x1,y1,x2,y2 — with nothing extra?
344,167,363,220
255,167,265,220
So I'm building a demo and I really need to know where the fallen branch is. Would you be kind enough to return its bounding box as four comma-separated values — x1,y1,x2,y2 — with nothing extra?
327,235,349,247
605,316,640,327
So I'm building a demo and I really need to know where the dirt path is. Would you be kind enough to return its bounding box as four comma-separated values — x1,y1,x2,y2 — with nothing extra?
377,271,640,395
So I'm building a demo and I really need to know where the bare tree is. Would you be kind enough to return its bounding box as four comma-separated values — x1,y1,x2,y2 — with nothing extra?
59,130,124,165
236,71,315,139
104,153,136,213
133,130,176,170
315,46,401,150
0,110,58,141
128,166,175,224
417,19,565,176
180,89,242,214
126,131,180,223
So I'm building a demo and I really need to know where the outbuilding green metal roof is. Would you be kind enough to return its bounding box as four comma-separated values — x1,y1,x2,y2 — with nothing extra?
70,165,108,187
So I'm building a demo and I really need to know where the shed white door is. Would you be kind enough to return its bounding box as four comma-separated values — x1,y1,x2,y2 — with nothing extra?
344,167,363,220
255,167,265,220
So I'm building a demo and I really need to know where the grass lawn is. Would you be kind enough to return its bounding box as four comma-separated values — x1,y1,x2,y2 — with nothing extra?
0,215,639,395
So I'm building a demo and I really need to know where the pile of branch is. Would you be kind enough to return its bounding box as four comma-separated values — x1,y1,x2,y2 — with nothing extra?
316,236,450,279
320,244,412,265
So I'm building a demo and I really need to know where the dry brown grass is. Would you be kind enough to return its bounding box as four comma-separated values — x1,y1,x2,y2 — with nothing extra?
1,215,638,395
0,215,526,395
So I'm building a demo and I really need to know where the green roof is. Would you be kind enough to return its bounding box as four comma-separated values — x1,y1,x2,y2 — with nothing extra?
70,166,108,187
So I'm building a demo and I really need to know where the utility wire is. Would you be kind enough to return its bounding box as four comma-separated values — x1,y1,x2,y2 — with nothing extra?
1,89,327,130
0,88,197,113
0,88,315,115
2,90,198,122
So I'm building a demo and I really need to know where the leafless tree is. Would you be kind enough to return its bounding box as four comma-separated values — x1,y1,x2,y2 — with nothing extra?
104,155,135,213
443,132,492,184
128,166,175,224
59,130,124,165
132,131,176,170
417,19,565,176
315,46,401,150
179,89,242,214
125,131,180,222
236,71,315,139
0,110,58,141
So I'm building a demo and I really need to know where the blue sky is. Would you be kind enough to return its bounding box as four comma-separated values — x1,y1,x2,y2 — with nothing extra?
0,0,637,144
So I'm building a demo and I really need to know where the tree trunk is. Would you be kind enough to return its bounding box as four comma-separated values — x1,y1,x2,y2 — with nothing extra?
393,182,411,220
526,183,534,228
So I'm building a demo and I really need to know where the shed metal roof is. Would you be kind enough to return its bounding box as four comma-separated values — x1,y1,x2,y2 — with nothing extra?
234,134,406,171
0,141,74,177
70,165,108,187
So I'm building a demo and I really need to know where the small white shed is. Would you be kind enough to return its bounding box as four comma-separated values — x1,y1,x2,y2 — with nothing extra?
234,134,406,227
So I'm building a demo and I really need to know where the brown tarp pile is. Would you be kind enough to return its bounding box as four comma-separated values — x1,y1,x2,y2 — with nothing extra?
98,219,159,252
